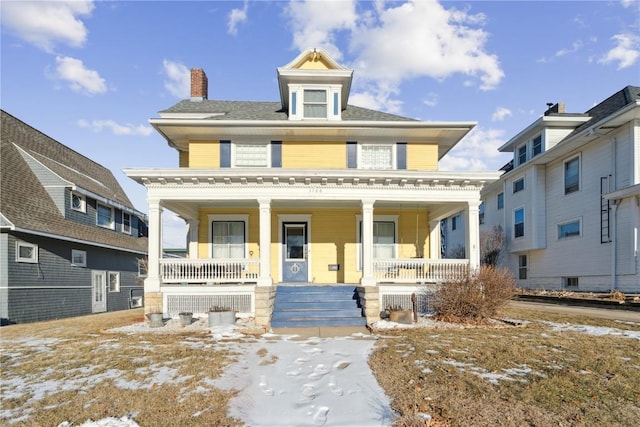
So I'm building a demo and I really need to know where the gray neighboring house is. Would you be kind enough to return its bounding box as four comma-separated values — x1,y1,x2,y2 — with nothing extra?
0,110,148,325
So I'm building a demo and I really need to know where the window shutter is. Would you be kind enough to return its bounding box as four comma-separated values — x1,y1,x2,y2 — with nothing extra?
396,142,407,169
347,141,357,168
271,141,282,167
220,140,231,168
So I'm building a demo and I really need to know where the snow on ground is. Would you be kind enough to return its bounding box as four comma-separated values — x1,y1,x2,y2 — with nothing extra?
3,315,637,427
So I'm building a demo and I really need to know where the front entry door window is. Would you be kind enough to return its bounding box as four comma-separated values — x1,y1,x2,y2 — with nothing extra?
91,270,107,313
283,222,308,282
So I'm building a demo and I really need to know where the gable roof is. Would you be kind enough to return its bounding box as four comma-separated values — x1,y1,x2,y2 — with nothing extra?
1,110,146,253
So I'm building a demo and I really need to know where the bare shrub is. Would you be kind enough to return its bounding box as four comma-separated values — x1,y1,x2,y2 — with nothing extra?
433,265,516,322
480,225,504,266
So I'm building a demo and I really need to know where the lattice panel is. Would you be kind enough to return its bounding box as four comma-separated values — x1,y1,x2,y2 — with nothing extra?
166,294,252,316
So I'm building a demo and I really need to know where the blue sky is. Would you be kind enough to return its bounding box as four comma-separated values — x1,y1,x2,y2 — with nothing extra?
2,0,639,247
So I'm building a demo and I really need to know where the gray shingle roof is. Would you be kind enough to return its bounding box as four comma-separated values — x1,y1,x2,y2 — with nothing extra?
160,100,417,122
1,110,147,253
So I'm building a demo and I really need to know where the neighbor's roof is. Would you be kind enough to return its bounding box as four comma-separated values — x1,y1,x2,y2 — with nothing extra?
0,110,147,253
159,100,417,122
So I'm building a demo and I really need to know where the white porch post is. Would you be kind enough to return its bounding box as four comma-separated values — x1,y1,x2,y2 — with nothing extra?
257,198,273,286
466,200,481,269
360,199,377,286
145,198,162,292
187,219,199,259
429,220,441,260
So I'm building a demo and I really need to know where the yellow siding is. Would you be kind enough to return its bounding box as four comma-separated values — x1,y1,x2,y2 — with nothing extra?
189,141,219,168
298,56,333,70
179,150,189,168
196,208,259,261
282,142,345,169
407,143,438,171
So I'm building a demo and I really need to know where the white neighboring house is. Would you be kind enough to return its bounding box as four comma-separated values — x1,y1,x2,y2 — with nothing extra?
481,86,640,293
440,211,467,259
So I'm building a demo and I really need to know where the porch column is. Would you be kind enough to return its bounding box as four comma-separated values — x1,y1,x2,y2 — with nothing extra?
466,200,481,269
257,198,273,286
360,199,377,286
145,198,162,292
187,219,199,259
429,220,441,259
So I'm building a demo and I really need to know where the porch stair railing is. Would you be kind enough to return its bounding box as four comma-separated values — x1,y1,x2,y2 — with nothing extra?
373,258,469,283
159,258,259,284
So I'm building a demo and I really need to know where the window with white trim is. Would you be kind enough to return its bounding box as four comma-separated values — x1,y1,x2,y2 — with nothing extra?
357,217,397,269
518,254,527,279
517,145,527,165
514,208,525,238
497,192,504,210
16,241,38,263
71,249,87,267
532,135,542,157
122,212,131,234
108,271,120,292
211,218,247,259
359,144,394,170
513,178,524,193
233,143,269,167
303,89,327,118
97,203,114,229
558,219,581,239
71,192,86,213
289,84,341,120
564,156,580,194
138,258,148,277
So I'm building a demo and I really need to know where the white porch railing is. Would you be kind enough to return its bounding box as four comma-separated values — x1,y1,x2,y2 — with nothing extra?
374,258,469,283
159,258,260,284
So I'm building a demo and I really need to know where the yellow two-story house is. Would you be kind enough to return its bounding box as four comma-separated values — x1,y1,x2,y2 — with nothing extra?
125,49,501,326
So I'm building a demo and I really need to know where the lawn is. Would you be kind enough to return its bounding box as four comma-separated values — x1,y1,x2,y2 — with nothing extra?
1,306,639,426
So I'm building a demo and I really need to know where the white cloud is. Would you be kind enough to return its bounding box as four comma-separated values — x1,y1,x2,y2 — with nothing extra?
621,0,636,8
598,33,640,69
227,1,248,36
285,0,358,60
77,119,153,136
491,107,512,122
0,0,93,53
55,56,106,95
439,127,510,171
423,92,439,107
163,60,190,98
555,40,583,57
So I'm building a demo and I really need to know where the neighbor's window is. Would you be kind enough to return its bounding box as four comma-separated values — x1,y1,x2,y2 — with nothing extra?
479,202,485,225
517,145,527,165
564,156,580,194
532,135,542,157
452,214,459,231
303,89,327,118
558,219,581,239
108,272,120,292
212,221,246,258
234,143,268,167
564,277,579,288
71,192,86,213
122,212,131,234
513,178,525,193
16,241,38,263
497,192,504,210
518,255,527,279
514,208,525,238
138,259,148,277
97,203,114,229
71,249,87,267
360,144,393,169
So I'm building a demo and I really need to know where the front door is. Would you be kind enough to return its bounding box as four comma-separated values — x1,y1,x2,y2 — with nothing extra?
282,222,308,282
91,270,107,313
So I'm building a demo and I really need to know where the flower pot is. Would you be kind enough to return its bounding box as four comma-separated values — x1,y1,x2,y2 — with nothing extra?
208,311,236,327
146,312,164,328
179,312,193,326
388,309,413,324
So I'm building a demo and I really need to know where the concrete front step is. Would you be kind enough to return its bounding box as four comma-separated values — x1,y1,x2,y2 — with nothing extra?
271,308,363,320
271,316,367,328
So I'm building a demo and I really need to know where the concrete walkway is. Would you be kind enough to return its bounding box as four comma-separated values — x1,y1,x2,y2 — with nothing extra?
509,300,640,322
270,325,371,339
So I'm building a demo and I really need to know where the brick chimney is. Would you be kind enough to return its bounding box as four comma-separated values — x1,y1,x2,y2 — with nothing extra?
190,68,208,101
544,102,565,115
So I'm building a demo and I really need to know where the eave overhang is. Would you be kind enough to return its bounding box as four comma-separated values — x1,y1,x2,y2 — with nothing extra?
498,115,591,153
149,118,476,160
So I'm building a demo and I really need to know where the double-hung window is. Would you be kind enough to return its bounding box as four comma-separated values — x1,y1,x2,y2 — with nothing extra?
122,212,131,234
212,220,246,259
513,178,524,193
108,272,120,292
360,144,393,169
97,203,114,229
514,208,525,238
564,156,580,194
532,135,542,157
357,217,397,269
303,89,327,118
517,145,527,165
497,192,504,210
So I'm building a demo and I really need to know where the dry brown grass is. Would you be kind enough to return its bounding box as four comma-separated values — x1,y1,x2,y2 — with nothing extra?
370,306,640,426
1,309,241,426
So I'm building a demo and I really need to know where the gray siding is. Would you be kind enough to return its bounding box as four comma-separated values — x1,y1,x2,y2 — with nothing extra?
67,191,146,238
16,145,68,214
3,232,143,324
0,233,8,322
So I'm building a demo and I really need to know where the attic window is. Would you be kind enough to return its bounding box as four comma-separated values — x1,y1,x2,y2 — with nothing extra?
303,89,327,118
71,192,86,213
288,84,341,121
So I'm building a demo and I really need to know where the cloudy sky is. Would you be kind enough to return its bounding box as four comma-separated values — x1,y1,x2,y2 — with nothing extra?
2,0,638,247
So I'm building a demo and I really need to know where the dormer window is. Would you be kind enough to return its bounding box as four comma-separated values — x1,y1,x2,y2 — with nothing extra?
288,84,341,121
532,135,542,157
